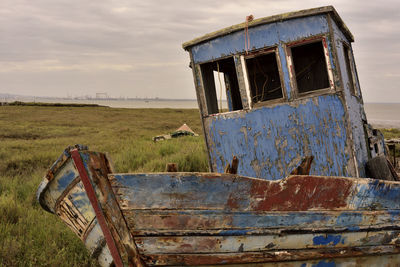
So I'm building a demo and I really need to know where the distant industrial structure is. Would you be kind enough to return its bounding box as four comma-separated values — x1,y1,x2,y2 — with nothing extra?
95,93,109,99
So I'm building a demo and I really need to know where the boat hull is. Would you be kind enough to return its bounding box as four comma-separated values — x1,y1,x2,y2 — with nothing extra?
37,148,400,266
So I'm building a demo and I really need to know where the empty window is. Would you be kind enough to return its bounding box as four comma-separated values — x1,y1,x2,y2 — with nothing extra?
291,41,330,93
246,52,283,103
200,57,243,115
343,44,356,95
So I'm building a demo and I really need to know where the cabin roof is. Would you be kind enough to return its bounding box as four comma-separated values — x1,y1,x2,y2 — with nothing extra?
182,6,354,50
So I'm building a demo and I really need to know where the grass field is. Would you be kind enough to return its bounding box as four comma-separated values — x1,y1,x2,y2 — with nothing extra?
0,106,207,266
0,105,399,266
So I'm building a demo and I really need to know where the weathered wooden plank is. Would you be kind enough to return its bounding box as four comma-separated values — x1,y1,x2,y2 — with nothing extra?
110,173,400,211
78,151,145,266
122,209,400,233
164,254,400,267
204,95,354,179
135,230,400,254
141,245,400,265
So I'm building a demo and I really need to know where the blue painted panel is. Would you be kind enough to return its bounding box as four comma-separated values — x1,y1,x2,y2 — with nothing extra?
311,261,336,267
112,173,400,211
206,95,350,180
192,23,278,64
353,179,400,209
313,235,344,246
69,182,95,222
192,15,329,64
128,209,400,231
331,20,368,177
112,173,251,210
275,15,328,43
57,169,76,191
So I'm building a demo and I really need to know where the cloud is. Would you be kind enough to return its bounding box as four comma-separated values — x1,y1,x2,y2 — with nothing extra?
0,0,399,102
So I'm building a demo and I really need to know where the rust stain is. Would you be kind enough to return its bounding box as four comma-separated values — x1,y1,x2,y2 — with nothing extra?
250,175,354,211
227,194,240,209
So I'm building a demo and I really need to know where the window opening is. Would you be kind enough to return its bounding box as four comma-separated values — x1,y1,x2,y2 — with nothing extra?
200,57,243,115
246,52,283,103
291,41,330,93
343,44,356,96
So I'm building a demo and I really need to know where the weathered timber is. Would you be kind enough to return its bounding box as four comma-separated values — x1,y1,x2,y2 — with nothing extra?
366,156,396,181
290,156,314,175
108,172,400,264
38,148,400,266
38,149,144,267
135,230,400,254
122,210,400,233
225,156,239,174
143,246,400,265
110,173,400,211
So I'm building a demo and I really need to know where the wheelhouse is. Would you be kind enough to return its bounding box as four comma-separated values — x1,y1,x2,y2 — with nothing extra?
183,6,383,180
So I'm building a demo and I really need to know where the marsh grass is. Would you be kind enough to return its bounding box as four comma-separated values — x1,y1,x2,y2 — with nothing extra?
1,105,399,266
0,106,207,266
381,128,400,158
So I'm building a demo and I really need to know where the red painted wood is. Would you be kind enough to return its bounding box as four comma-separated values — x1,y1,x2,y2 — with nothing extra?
71,149,124,267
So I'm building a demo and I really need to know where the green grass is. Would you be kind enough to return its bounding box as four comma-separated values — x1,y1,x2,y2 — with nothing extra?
380,128,400,158
1,105,399,266
0,106,208,266
380,128,400,140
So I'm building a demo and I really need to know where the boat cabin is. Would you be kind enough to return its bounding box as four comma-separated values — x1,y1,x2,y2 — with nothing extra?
183,6,385,180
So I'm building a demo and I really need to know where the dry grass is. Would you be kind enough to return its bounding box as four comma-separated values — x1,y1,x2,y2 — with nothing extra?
0,105,207,266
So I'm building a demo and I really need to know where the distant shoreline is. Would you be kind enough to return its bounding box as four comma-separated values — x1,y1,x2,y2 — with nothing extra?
1,98,399,129
1,101,104,107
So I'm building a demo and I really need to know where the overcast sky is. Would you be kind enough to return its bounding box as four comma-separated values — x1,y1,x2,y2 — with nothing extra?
0,0,399,102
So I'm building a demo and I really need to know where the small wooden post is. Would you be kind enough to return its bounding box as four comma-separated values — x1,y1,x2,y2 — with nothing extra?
290,156,314,175
225,156,239,174
166,163,178,172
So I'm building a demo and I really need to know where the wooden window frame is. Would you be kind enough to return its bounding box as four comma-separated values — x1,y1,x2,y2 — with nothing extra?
242,47,286,108
286,36,335,99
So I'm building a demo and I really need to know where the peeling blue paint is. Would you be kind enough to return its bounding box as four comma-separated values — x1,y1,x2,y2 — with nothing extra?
331,19,368,178
69,185,95,222
352,180,400,209
313,235,343,246
312,260,336,267
207,95,349,180
219,230,250,236
57,170,76,191
336,212,362,228
192,15,329,64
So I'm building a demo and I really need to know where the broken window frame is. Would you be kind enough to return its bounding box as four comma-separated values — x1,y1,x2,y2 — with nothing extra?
342,42,359,97
242,47,286,108
286,36,335,98
199,56,244,116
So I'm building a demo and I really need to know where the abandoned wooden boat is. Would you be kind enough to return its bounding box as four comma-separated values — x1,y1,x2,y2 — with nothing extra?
37,6,400,267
